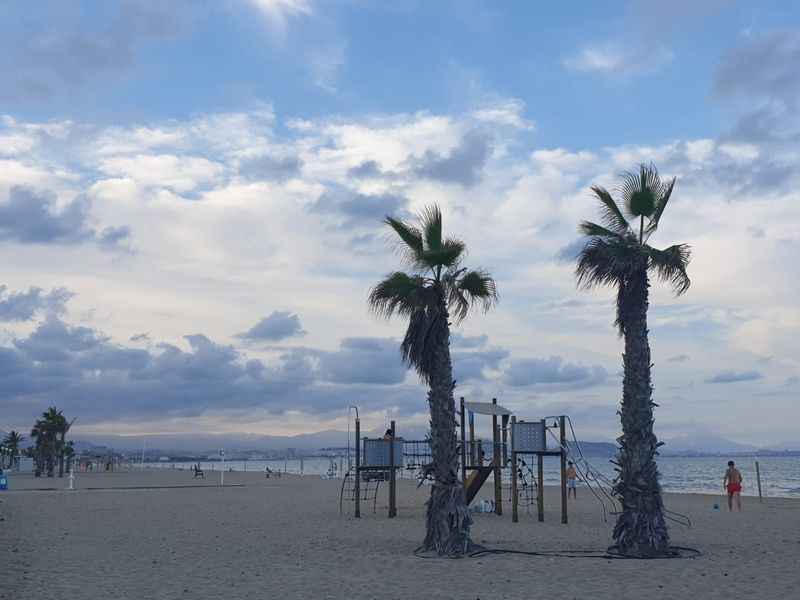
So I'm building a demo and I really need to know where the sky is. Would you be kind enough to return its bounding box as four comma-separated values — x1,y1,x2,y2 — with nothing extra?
1,0,798,447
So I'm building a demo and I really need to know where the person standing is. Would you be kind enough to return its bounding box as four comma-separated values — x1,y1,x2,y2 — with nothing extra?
724,460,743,511
566,461,578,499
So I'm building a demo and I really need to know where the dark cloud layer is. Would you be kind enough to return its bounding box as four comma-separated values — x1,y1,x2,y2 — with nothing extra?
0,285,73,322
318,337,409,385
410,130,492,186
0,187,130,250
240,154,303,181
706,370,763,384
236,311,306,342
311,188,408,226
0,318,422,426
503,356,607,389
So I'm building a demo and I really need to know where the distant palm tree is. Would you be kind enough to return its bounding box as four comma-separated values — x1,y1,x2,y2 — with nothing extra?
31,407,67,477
575,163,691,557
2,431,24,469
369,205,497,556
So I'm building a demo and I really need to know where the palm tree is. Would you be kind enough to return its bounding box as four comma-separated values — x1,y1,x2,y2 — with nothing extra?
2,431,24,469
575,163,690,557
55,416,75,477
369,205,497,556
31,407,64,477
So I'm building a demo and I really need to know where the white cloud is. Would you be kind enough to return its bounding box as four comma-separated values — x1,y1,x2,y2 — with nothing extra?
563,43,673,77
472,99,534,130
97,154,226,193
247,0,312,35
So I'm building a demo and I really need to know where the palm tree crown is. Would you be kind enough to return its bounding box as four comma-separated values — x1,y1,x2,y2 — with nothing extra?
368,205,497,382
576,163,691,332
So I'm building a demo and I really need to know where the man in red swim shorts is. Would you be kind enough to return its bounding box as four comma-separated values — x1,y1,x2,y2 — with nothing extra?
724,460,743,511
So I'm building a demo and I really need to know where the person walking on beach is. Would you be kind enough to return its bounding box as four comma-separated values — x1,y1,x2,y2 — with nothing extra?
566,461,578,499
724,460,743,511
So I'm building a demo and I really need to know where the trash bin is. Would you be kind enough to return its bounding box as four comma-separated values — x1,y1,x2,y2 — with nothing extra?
0,473,8,490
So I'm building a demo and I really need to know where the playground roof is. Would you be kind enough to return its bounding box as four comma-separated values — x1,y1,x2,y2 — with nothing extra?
464,401,512,416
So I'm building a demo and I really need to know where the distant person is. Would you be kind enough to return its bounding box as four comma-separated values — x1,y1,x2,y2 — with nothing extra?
383,429,393,441
566,461,578,499
724,460,743,511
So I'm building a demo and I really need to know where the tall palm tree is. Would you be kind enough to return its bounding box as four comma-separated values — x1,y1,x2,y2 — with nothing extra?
55,416,75,477
575,163,691,557
369,205,497,556
2,431,24,469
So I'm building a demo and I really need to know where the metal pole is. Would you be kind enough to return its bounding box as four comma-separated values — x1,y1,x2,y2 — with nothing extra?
537,419,545,522
755,461,763,502
511,416,518,523
560,415,568,524
469,411,476,467
460,397,467,487
354,418,361,518
501,414,509,466
389,420,396,518
220,449,225,487
492,398,501,515
300,456,304,475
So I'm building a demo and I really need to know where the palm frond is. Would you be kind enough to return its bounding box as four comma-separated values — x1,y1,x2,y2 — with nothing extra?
618,163,662,219
579,220,629,241
647,244,691,295
575,236,639,291
385,216,424,263
591,186,630,235
447,269,498,322
368,272,425,318
417,237,466,270
420,205,443,251
643,176,676,240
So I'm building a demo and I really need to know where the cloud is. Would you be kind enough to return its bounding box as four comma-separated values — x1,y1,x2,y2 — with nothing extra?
452,348,509,382
667,354,690,363
450,333,488,349
317,337,408,385
705,370,764,384
503,356,607,389
714,30,800,145
0,285,73,322
236,311,306,342
563,43,673,77
410,130,492,186
239,154,303,181
554,239,585,263
97,154,225,193
0,1,190,101
310,188,408,226
471,99,534,130
0,186,130,250
247,0,312,36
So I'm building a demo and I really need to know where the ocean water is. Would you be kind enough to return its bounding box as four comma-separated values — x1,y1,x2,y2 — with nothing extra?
148,455,800,498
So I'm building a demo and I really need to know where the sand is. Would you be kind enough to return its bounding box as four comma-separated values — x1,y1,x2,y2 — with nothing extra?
2,469,798,599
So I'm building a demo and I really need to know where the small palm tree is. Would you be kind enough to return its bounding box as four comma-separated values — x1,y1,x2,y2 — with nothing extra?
369,205,497,556
2,431,24,469
575,163,690,557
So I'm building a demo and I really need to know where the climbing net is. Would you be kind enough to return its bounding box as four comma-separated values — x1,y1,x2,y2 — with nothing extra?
339,467,383,515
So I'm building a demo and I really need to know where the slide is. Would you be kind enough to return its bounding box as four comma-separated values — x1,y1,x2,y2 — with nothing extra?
464,459,498,504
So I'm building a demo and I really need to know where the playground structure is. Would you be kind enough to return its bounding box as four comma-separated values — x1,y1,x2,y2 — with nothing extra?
339,400,628,526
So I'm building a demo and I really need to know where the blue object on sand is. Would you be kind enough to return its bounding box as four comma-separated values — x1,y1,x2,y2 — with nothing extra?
713,503,719,510
0,474,7,490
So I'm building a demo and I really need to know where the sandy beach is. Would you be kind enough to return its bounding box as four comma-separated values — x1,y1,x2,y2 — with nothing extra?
2,469,798,600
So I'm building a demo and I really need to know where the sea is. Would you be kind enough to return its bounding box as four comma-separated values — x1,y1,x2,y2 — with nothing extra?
148,455,800,498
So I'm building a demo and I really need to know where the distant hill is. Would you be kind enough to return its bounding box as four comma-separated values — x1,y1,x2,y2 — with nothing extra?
661,433,759,456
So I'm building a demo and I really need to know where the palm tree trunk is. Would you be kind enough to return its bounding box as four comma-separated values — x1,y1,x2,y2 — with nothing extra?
613,266,670,556
422,296,472,555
